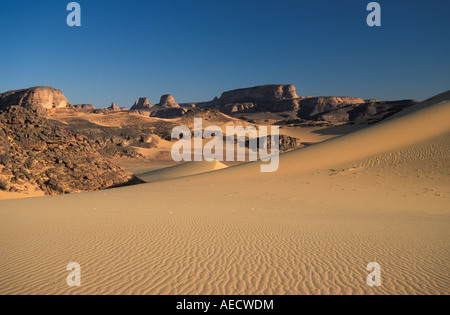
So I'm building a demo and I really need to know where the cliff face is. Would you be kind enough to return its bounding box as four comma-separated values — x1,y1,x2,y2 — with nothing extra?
219,84,299,105
0,86,72,110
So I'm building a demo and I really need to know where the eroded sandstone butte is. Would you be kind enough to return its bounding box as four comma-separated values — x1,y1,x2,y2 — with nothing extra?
131,97,153,110
0,86,72,110
157,94,180,108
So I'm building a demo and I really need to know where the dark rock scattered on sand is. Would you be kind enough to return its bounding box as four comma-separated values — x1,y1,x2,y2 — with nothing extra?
150,107,187,118
0,106,142,195
57,123,159,159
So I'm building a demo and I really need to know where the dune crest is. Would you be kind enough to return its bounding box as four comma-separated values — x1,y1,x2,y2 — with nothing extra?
137,160,228,183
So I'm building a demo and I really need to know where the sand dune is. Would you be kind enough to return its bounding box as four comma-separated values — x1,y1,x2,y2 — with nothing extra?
0,91,449,295
137,160,228,183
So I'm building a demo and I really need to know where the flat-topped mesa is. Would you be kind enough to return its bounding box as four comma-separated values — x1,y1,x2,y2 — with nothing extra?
157,94,180,108
108,102,121,112
0,86,72,111
219,84,299,105
130,97,153,110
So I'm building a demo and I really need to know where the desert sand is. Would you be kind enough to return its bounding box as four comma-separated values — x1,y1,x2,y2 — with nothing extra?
0,92,449,295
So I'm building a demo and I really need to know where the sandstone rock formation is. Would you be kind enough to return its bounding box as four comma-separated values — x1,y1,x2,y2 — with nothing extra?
297,96,365,118
244,135,303,152
157,94,180,108
130,97,153,110
150,107,187,118
74,104,96,111
220,103,257,114
219,85,299,105
0,106,142,195
60,123,158,159
181,97,221,109
0,86,72,110
258,99,301,112
108,102,121,112
305,99,417,123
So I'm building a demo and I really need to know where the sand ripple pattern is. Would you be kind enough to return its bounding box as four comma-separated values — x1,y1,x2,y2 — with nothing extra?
0,191,448,295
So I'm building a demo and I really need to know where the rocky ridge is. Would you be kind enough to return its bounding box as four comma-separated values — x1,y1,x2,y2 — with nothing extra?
0,106,142,195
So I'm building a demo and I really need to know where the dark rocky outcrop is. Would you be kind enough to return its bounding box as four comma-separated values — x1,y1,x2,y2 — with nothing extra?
317,99,418,123
108,102,121,112
219,85,299,105
150,107,187,118
219,103,257,114
241,135,303,152
261,135,302,152
258,98,301,112
74,104,96,111
59,124,160,159
0,106,142,195
156,94,180,108
297,97,365,119
130,97,153,110
183,97,221,109
0,86,72,110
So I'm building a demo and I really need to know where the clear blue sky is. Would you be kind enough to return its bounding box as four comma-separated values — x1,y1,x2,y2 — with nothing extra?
0,0,449,108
